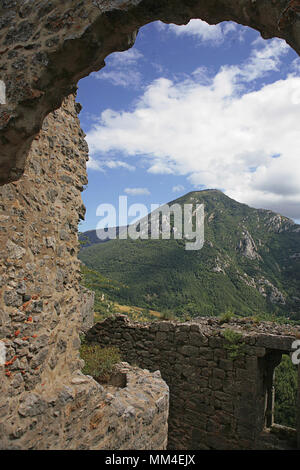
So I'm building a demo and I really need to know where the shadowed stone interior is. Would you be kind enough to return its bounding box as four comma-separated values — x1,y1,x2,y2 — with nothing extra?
87,314,300,450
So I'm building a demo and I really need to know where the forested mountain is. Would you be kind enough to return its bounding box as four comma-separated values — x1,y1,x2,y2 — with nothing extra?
79,190,300,319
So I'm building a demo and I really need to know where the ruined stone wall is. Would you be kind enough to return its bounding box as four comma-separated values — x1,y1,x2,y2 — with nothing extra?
87,314,299,450
79,286,95,333
0,94,87,396
0,96,169,449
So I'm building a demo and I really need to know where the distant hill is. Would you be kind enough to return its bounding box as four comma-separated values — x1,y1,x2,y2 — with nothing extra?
79,226,127,248
79,190,300,319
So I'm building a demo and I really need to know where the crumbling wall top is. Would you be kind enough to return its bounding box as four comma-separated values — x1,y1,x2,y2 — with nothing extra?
98,313,298,350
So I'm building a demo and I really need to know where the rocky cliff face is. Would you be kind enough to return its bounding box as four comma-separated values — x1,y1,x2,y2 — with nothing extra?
237,230,261,260
0,0,299,185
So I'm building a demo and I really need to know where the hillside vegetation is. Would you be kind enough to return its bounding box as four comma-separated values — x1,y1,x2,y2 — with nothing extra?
80,266,298,430
80,264,164,322
79,190,300,320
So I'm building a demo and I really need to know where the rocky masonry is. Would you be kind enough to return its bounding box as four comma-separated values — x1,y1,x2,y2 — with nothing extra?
87,314,300,450
0,95,169,449
0,95,88,396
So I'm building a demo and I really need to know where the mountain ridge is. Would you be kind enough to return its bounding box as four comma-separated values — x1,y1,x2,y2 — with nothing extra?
79,190,300,319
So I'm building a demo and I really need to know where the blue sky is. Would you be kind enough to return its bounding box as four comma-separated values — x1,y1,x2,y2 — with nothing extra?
77,20,300,231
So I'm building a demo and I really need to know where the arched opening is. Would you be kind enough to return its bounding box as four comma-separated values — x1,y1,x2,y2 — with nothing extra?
77,19,300,322
274,353,298,429
78,19,300,233
258,349,299,448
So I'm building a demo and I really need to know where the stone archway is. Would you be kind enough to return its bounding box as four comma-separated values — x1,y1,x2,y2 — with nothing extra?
0,0,299,185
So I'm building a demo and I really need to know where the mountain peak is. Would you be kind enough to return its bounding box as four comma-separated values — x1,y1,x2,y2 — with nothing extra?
79,190,300,320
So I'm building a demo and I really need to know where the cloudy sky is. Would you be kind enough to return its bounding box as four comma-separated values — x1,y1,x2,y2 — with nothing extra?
77,20,300,231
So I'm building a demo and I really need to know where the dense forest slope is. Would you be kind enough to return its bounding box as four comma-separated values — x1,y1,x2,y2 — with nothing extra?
79,190,300,319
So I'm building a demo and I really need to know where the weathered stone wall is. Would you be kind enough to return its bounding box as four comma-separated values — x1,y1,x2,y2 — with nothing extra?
0,94,87,402
79,286,95,333
1,359,169,450
0,96,169,449
87,314,300,450
0,0,300,185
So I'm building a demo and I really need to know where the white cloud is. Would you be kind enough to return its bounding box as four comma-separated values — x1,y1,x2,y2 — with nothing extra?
87,38,300,219
108,48,143,66
172,185,185,193
95,48,143,88
222,22,237,35
124,187,150,196
87,158,135,172
168,19,224,43
164,19,243,45
154,21,167,32
96,69,142,88
238,37,290,82
291,57,300,81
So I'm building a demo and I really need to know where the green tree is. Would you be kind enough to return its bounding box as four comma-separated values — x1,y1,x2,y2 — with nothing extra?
274,354,298,428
